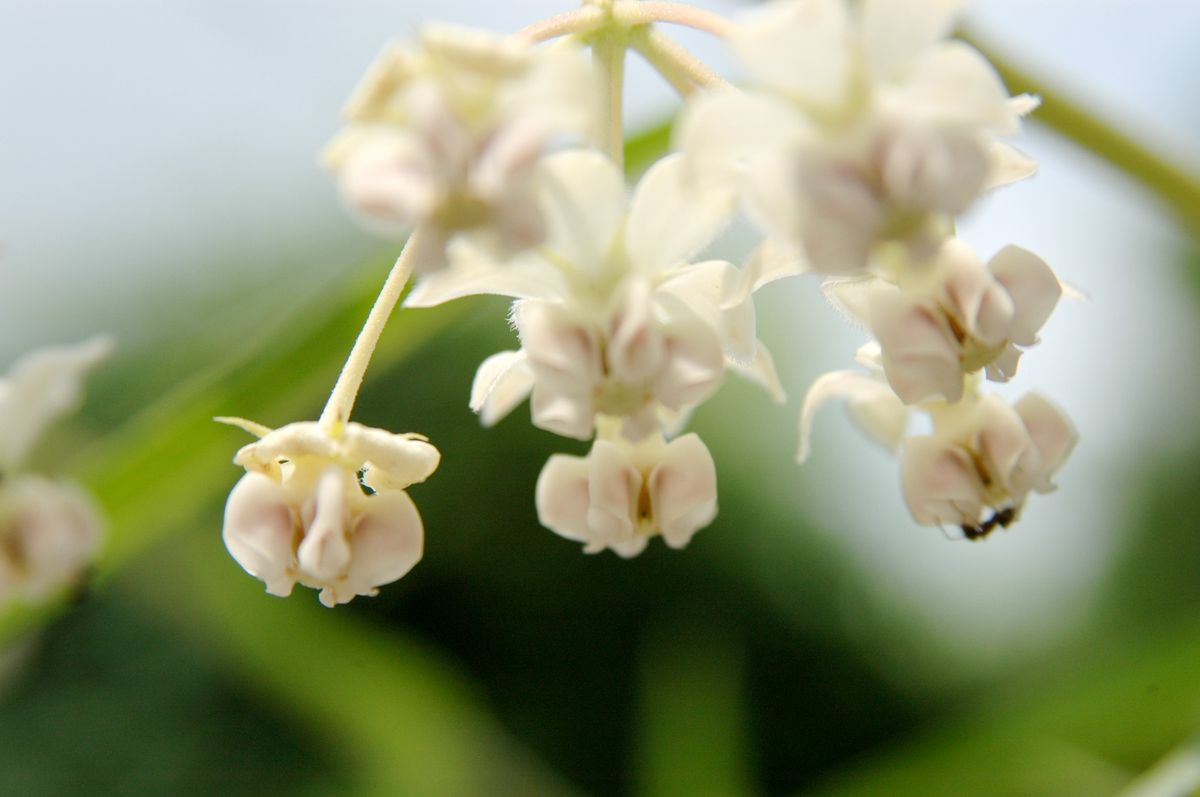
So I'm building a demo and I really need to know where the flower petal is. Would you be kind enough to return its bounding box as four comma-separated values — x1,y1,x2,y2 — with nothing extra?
901,41,1016,133
222,472,297,598
984,142,1038,191
347,424,440,491
469,350,535,426
1014,392,1077,490
585,440,640,543
860,0,964,81
870,291,962,403
797,369,908,463
535,453,593,545
296,467,352,582
404,239,566,307
732,0,852,108
341,489,424,600
537,150,626,278
648,433,718,549
900,436,982,527
988,244,1061,346
625,154,731,276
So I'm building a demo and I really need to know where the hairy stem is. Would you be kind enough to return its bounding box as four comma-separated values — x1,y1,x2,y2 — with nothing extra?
515,6,604,43
631,27,730,95
613,1,734,38
593,35,628,168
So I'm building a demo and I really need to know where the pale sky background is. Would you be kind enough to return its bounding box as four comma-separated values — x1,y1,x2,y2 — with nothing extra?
1,0,1198,672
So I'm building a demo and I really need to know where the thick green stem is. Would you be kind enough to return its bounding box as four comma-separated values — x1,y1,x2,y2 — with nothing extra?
964,30,1200,235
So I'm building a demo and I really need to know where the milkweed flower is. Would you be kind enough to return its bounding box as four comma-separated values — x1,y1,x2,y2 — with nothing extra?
0,337,111,605
677,0,1037,275
536,428,718,557
324,24,598,272
220,419,440,607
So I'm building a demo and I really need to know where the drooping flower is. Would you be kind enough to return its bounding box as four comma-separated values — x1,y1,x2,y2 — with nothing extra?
220,418,440,607
677,0,1037,274
0,337,112,605
324,24,598,272
535,427,718,557
419,149,784,441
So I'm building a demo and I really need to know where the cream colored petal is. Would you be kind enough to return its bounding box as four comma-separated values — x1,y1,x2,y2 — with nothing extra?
649,433,718,549
797,369,908,463
537,149,626,278
901,42,1015,133
331,127,435,237
654,318,725,411
404,240,566,307
984,142,1038,191
0,336,112,472
342,490,424,599
346,424,440,491
1014,392,1077,490
732,0,852,108
234,421,334,473
296,467,352,583
879,125,988,214
535,453,593,545
870,292,963,403
469,350,535,426
625,154,731,276
822,276,890,328
607,278,666,385
730,341,787,405
585,440,641,543
900,436,983,527
985,344,1023,383
973,395,1040,498
988,244,1061,346
222,472,297,598
5,476,102,601
530,387,596,440
214,416,274,439
860,0,964,81
675,90,807,185
939,243,1014,345
733,241,809,307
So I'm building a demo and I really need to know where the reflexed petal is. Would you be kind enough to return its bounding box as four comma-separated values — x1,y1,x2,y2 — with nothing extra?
900,436,983,526
404,241,566,307
902,42,1015,133
732,0,852,107
734,241,808,307
654,318,725,410
535,454,593,544
649,433,718,548
675,90,807,184
0,336,113,472
347,424,440,491
469,350,535,426
530,387,595,440
989,245,1061,346
797,370,908,463
538,150,626,277
1014,392,1077,489
870,292,962,403
985,344,1022,383
625,154,731,276
222,472,297,598
730,341,787,404
974,396,1039,496
607,279,665,385
939,243,1015,345
585,440,640,541
296,467,352,582
984,142,1038,191
343,490,424,597
822,276,889,328
234,421,335,473
860,0,964,81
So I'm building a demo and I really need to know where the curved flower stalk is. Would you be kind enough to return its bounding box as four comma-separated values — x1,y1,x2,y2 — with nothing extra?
677,0,1037,275
220,418,440,607
826,239,1062,403
324,24,599,272
536,424,718,557
799,351,1076,539
430,149,784,442
0,337,111,606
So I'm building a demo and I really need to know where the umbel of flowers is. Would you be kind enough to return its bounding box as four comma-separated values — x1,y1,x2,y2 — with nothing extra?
218,0,1077,605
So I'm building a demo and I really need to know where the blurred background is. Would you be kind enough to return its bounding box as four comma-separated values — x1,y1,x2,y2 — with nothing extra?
2,1,1200,795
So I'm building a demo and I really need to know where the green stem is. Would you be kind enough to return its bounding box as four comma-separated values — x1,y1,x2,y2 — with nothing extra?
964,30,1200,235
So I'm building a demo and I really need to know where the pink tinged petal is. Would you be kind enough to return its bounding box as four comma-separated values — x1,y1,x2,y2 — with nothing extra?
973,396,1040,498
404,242,567,307
609,536,650,559
797,370,909,463
470,117,545,203
797,155,883,275
939,242,1014,345
518,301,602,384
900,436,983,527
985,345,1023,383
469,350,534,426
530,388,596,440
341,490,424,600
585,441,641,543
859,0,965,81
333,130,436,235
5,476,102,600
625,154,732,276
988,245,1061,346
654,319,725,410
619,404,664,445
870,291,962,403
537,150,626,278
607,279,666,385
0,336,112,473
1014,393,1078,490
222,472,298,598
902,42,1016,133
732,0,852,108
296,467,352,583
879,126,988,214
535,454,593,545
648,433,718,549
984,142,1038,191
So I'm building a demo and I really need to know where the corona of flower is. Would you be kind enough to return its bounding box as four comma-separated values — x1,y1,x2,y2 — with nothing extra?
220,419,440,606
324,24,597,272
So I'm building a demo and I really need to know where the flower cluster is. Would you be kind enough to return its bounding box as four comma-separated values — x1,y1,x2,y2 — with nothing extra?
0,338,110,606
220,0,1080,606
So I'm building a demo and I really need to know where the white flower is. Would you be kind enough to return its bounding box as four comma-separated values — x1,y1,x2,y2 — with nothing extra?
677,0,1036,274
535,430,718,557
435,150,783,441
901,391,1076,537
220,418,440,607
324,25,597,272
0,337,112,605
862,240,1061,403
